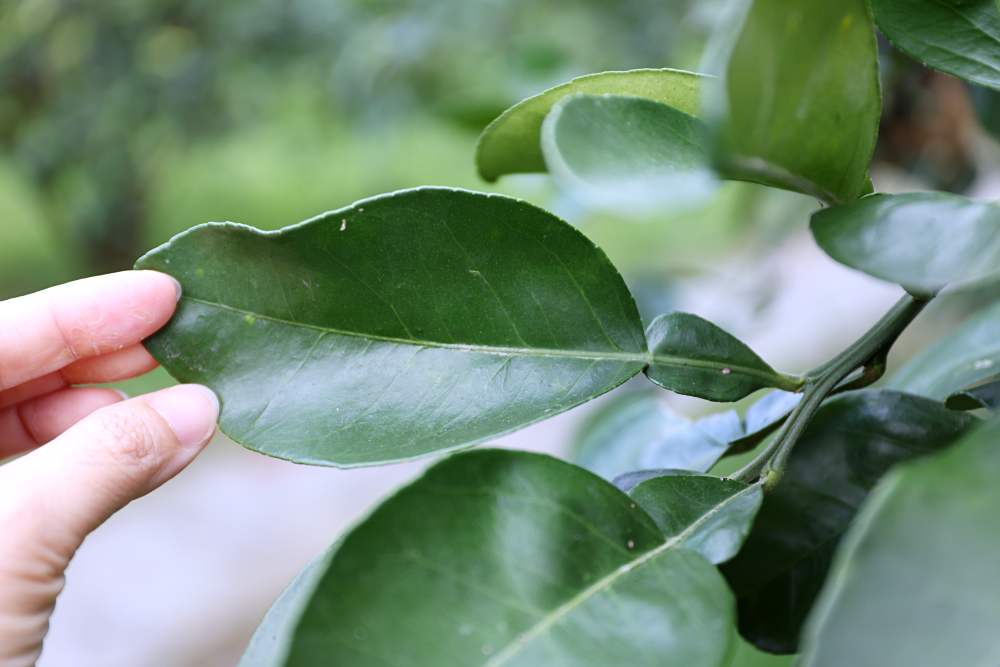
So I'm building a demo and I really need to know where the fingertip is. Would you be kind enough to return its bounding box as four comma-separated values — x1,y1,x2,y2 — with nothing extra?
143,384,219,450
135,269,182,302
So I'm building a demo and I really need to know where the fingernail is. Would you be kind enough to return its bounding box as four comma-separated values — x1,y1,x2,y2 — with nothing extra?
114,389,130,400
169,277,183,302
146,384,219,448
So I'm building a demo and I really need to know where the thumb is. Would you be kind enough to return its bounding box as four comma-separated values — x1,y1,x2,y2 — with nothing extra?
0,384,218,666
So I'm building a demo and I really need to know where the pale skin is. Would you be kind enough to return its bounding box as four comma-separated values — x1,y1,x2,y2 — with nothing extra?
0,271,220,666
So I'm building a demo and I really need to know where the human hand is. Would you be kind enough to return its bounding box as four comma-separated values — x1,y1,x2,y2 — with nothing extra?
0,271,219,666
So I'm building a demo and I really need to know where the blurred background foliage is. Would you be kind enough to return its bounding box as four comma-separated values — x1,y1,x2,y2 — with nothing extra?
0,0,725,295
2,0,994,302
1,2,998,665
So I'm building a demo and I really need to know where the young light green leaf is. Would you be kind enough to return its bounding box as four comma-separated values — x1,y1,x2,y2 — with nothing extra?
811,192,1000,297
475,68,706,182
136,187,648,467
571,390,743,480
799,418,1000,667
889,300,1000,399
872,0,1000,91
721,390,976,654
707,0,880,204
241,449,738,667
540,94,715,210
945,375,1000,411
644,312,801,402
628,474,763,564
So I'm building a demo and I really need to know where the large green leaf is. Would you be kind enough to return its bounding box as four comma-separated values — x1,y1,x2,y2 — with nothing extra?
241,449,741,667
889,300,1000,399
872,0,1000,91
708,0,880,204
628,474,763,564
136,187,647,466
539,94,714,209
799,417,1000,667
721,390,976,654
811,193,1000,297
644,312,801,402
475,68,705,182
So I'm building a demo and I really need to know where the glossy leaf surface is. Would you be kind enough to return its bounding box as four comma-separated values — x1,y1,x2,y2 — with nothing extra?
811,193,1000,296
137,187,647,466
889,300,1000,399
540,94,714,209
645,312,799,402
722,391,975,653
709,0,879,203
475,68,705,182
872,0,1000,90
800,418,1000,667
241,450,737,666
571,390,741,480
628,474,763,564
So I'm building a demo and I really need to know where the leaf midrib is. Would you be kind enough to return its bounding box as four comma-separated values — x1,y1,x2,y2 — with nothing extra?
481,483,760,666
181,295,786,382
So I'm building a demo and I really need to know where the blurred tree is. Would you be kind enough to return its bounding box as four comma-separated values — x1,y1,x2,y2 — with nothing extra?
0,0,710,276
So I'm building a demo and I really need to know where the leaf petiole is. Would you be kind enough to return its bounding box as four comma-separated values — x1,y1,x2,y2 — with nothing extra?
730,294,930,488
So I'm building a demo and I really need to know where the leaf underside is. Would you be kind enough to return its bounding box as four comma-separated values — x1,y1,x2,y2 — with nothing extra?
540,94,714,209
475,68,705,182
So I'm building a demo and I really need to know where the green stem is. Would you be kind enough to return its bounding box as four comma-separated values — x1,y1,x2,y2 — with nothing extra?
731,294,929,487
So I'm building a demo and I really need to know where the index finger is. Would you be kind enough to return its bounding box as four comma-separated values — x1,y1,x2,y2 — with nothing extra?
0,271,180,392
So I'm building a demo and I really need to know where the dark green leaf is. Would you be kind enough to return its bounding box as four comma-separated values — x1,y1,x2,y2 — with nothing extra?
629,474,763,564
946,375,1000,411
889,300,1000,399
136,187,647,467
708,0,880,204
241,449,738,666
644,312,801,402
872,0,1000,90
571,390,742,480
811,193,1000,296
721,390,976,654
539,94,714,209
799,418,1000,667
475,68,705,182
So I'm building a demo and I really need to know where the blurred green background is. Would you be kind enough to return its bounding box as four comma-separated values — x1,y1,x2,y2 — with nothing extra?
2,1,998,665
